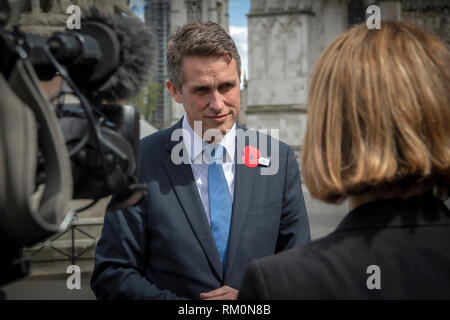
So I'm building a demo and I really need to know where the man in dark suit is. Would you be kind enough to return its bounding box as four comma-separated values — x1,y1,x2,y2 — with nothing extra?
90,21,310,300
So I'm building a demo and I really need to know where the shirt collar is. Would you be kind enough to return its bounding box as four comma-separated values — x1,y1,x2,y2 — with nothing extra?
182,114,236,164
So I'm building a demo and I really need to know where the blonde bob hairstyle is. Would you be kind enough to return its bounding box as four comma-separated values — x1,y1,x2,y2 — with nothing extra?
302,21,450,203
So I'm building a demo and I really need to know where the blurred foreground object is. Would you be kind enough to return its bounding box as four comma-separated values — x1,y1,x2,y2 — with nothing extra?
240,21,450,300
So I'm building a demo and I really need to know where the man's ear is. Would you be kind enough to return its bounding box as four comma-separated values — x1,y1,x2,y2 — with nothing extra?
166,80,183,104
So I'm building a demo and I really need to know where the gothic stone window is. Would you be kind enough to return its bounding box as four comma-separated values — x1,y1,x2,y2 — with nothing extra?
186,0,202,22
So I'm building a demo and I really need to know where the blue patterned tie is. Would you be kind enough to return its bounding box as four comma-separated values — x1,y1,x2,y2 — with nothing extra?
208,145,232,269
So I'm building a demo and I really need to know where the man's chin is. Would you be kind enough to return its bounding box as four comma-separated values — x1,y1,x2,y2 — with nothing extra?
202,123,234,142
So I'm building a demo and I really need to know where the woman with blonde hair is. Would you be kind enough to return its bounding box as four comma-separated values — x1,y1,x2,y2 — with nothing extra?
239,21,450,299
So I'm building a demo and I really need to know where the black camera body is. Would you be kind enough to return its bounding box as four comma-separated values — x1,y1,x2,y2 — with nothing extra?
0,1,150,286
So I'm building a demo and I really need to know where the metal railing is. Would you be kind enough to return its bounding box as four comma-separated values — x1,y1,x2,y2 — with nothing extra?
26,215,103,266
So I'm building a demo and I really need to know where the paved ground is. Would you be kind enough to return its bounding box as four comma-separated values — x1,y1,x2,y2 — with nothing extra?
2,275,96,300
4,194,446,300
2,195,347,300
0,186,387,300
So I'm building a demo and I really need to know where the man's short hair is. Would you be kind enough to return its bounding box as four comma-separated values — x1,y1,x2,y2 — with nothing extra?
302,21,450,203
167,21,241,90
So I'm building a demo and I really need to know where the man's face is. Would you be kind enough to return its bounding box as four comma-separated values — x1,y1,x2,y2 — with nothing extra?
167,55,241,138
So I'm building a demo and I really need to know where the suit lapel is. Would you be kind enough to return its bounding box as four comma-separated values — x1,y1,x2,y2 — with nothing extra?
224,132,258,280
162,120,223,280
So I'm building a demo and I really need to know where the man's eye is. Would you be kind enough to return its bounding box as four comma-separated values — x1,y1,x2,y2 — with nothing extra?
194,87,208,94
219,83,234,91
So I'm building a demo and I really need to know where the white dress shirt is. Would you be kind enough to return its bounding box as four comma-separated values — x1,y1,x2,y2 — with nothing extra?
182,115,236,225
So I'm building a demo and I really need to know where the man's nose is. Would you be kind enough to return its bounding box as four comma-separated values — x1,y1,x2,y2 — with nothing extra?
209,91,226,112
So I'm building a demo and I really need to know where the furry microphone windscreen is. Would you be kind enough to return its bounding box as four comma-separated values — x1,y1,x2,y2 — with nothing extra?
81,10,155,104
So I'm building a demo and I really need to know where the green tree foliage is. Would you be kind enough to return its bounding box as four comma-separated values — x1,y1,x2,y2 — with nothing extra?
127,81,161,120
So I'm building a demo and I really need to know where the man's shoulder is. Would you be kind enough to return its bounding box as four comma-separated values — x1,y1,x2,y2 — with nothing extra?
140,120,182,148
140,127,168,147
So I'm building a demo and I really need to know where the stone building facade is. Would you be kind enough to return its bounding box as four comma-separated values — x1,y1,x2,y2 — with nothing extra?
245,0,449,163
7,0,136,35
245,0,449,237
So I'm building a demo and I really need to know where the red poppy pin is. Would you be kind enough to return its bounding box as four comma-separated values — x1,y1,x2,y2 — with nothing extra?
242,146,261,168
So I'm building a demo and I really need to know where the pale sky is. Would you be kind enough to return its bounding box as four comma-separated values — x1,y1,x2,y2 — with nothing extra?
229,0,250,84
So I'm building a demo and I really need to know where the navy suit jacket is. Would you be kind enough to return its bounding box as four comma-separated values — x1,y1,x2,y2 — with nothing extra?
91,119,310,299
239,195,450,299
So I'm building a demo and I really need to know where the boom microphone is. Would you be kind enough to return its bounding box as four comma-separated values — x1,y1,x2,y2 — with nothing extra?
73,10,155,103
43,9,155,103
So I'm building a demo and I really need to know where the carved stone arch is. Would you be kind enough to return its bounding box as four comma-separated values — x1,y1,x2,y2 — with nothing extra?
286,15,302,30
285,15,303,45
268,17,286,78
285,15,305,78
249,18,268,80
270,16,287,35
265,16,277,31
253,18,267,34
250,18,267,46
269,17,286,37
